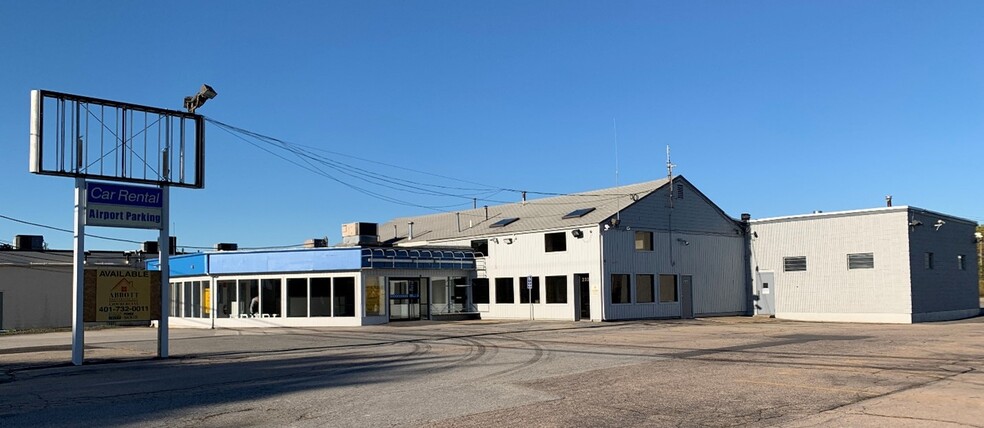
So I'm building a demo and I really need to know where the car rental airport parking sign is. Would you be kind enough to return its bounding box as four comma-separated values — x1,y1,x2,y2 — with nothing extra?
86,181,163,230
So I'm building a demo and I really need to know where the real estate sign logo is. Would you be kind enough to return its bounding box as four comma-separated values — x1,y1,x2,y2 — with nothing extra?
86,181,163,229
95,269,153,322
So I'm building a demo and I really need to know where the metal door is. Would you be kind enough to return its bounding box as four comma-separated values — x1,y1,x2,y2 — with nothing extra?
681,275,694,319
388,279,420,321
757,272,775,316
576,274,590,320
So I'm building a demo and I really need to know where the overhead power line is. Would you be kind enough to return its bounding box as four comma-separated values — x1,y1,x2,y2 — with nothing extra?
0,213,304,251
203,117,649,214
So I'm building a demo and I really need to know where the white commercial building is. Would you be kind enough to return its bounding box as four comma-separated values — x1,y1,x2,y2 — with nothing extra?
378,176,748,322
749,207,980,323
0,236,137,330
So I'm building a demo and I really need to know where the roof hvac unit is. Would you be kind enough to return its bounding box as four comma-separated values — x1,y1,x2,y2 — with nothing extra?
141,237,178,255
14,235,44,250
341,222,378,245
304,238,328,248
342,222,378,237
215,243,238,251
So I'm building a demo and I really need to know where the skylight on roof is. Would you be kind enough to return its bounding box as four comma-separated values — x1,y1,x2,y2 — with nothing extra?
489,217,519,228
562,207,596,219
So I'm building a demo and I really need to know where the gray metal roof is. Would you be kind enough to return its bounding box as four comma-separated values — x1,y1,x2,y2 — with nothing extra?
378,177,672,244
749,205,977,226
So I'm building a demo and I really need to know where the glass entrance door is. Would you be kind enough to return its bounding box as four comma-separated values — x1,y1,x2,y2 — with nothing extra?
389,278,420,321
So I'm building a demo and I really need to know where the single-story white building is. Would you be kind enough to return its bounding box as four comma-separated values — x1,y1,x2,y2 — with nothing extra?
749,206,980,323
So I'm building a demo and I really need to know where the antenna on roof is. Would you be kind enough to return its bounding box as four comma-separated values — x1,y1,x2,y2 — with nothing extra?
667,145,675,209
614,118,620,223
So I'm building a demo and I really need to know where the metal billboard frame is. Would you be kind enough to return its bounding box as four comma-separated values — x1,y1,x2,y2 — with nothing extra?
30,89,205,189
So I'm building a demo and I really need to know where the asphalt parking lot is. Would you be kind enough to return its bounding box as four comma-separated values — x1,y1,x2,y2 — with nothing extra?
2,316,983,427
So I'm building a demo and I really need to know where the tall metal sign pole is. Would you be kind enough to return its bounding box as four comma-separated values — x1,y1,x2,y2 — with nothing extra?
29,86,213,366
71,178,86,365
158,186,170,358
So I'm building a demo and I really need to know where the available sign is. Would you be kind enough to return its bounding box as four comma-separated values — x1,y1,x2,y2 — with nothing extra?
89,269,156,322
86,181,163,229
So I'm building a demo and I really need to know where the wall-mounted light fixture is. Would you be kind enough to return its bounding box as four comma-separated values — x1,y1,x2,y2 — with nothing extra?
571,229,584,238
934,219,945,231
677,238,689,246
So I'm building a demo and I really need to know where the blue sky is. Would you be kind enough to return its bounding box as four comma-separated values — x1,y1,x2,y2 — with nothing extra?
1,1,982,251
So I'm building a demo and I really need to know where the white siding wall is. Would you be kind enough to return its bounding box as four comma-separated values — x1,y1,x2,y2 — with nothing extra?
750,210,913,323
437,226,602,321
602,229,746,319
601,179,747,320
0,265,73,329
907,210,980,321
616,180,739,235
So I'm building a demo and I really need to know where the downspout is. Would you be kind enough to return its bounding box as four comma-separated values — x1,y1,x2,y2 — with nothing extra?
598,225,605,322
740,214,754,316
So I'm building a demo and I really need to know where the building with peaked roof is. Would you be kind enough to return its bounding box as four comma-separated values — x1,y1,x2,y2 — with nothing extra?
749,206,980,323
154,176,751,327
377,176,750,322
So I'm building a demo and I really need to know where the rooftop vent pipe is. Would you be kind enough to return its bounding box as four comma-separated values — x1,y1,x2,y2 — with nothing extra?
408,221,414,240
886,195,892,207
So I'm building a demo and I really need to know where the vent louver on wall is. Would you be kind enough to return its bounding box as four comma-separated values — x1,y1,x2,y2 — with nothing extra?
847,253,875,269
783,256,807,272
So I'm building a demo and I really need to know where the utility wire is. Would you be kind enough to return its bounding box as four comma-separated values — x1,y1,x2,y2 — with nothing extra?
0,213,304,251
205,117,652,212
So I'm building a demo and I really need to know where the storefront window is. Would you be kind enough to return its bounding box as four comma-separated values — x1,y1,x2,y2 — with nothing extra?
334,277,356,317
202,282,211,318
495,278,514,304
217,280,235,318
261,278,282,317
238,279,258,317
364,276,384,317
170,282,179,316
287,278,307,317
432,278,448,307
183,282,193,317
311,277,331,317
192,281,202,318
472,279,489,304
545,276,567,304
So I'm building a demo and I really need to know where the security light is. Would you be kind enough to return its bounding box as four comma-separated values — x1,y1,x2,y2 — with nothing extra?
571,229,584,238
184,84,218,113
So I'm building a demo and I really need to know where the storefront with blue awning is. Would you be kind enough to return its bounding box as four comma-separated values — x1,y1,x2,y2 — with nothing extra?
148,247,479,328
